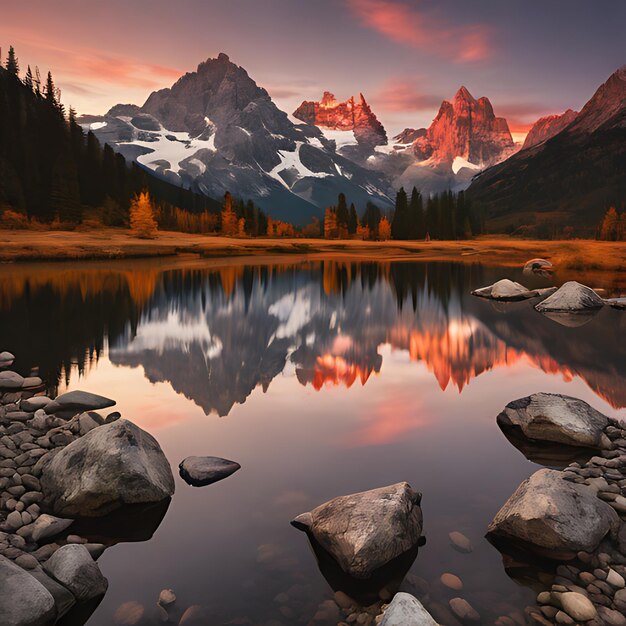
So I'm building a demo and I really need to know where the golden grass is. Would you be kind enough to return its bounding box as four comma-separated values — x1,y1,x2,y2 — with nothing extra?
0,228,624,277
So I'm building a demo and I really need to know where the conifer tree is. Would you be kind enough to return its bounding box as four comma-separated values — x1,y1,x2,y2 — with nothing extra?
24,65,33,91
45,72,57,108
6,46,19,76
130,191,158,238
378,216,391,240
362,202,381,237
336,193,349,236
391,187,408,239
599,207,619,241
408,187,424,239
50,151,81,223
34,67,41,95
348,202,358,235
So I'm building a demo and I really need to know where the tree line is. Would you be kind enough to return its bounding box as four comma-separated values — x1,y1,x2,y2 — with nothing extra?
0,46,220,226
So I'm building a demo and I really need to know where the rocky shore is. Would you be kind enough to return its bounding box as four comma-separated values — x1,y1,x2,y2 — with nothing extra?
0,351,174,625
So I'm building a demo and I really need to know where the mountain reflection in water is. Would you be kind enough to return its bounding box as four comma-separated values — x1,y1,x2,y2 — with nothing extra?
1,260,624,416
1,258,625,626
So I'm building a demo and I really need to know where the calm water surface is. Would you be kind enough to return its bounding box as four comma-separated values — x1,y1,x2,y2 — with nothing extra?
0,258,624,626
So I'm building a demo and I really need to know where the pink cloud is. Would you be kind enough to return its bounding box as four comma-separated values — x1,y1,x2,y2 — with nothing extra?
346,0,491,62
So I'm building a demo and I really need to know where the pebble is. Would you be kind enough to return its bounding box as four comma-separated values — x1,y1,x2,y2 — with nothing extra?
441,573,463,591
449,597,480,621
448,531,473,553
113,601,145,625
159,588,177,607
559,592,597,621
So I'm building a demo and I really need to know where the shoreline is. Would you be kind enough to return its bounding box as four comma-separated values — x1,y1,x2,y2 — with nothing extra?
1,229,625,273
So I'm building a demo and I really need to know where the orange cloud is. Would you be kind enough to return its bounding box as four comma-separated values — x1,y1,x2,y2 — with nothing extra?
346,0,491,62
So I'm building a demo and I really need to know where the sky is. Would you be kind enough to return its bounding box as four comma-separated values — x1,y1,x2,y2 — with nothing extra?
1,0,624,140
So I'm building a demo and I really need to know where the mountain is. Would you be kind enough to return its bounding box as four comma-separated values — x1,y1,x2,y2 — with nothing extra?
81,54,392,224
361,86,516,197
293,91,388,147
397,86,515,165
467,66,626,233
522,109,578,150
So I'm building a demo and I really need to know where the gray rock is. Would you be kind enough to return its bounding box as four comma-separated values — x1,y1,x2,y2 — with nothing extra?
0,371,25,390
291,482,423,578
40,419,174,516
535,281,604,312
380,592,437,626
30,513,73,543
179,455,241,486
47,390,116,414
21,397,53,412
488,469,619,558
0,554,56,625
497,393,610,449
606,297,626,310
43,544,108,602
472,279,553,301
30,568,77,618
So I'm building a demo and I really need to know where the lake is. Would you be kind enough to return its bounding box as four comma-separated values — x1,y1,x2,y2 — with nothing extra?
1,257,624,626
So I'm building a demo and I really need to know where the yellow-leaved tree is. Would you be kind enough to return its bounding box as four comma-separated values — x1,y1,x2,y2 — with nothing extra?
129,191,158,239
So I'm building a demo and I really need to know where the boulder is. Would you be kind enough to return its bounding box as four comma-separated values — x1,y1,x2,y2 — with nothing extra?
46,390,116,415
179,456,241,487
535,281,604,312
0,554,56,625
559,592,597,621
472,279,536,301
291,482,423,578
380,592,438,626
40,419,175,517
43,544,108,602
30,568,77,619
488,469,619,558
497,393,610,449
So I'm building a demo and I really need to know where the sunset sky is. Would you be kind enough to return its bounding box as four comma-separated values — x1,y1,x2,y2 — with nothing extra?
1,0,624,138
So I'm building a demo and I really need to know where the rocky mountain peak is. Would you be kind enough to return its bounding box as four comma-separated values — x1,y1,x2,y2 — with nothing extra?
410,86,515,165
522,109,578,150
293,92,387,147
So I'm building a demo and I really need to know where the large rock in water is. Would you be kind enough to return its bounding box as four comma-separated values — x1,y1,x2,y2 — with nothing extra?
497,393,610,449
0,554,56,625
40,419,175,516
380,592,438,626
488,469,619,558
291,482,423,579
535,281,604,312
471,279,555,301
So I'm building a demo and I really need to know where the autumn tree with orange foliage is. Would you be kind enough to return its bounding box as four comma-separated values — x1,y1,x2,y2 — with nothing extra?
129,191,158,239
324,207,338,239
220,192,239,236
378,216,391,240
597,207,623,241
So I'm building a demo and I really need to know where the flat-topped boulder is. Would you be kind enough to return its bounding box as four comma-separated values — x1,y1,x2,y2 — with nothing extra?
46,389,116,415
472,279,556,301
535,281,604,312
380,592,438,626
497,393,610,449
488,469,619,558
179,456,241,487
291,482,423,579
0,554,56,625
40,419,175,517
